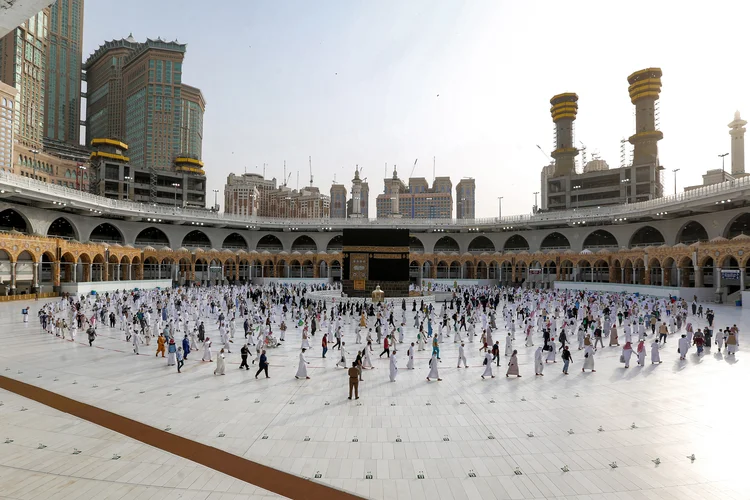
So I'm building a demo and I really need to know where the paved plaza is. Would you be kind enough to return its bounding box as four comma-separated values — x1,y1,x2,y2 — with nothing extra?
0,296,748,500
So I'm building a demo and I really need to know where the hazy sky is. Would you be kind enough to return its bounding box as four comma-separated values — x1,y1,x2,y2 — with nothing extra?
83,0,750,217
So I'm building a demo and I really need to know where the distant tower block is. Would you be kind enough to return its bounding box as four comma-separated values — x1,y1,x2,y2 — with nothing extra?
729,111,747,176
627,67,663,166
550,93,579,176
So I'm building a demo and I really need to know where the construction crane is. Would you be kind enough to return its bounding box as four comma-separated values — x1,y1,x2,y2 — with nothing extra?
536,145,551,161
409,158,418,178
309,156,313,187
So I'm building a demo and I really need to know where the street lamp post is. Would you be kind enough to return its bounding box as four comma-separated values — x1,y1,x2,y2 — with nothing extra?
719,152,729,179
77,164,87,191
124,176,132,200
171,182,180,207
213,189,219,211
572,185,581,209
621,178,630,204
497,196,503,219
672,168,680,196
533,191,539,213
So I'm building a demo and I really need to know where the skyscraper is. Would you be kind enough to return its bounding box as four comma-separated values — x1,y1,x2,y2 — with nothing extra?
0,8,49,149
0,81,17,173
456,178,475,219
45,0,84,145
84,37,204,171
330,183,347,218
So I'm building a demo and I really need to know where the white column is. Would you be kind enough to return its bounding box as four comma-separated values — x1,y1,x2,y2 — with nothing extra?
33,262,39,289
677,268,682,288
10,262,16,293
620,267,624,284
660,268,665,287
741,269,746,291
715,267,722,291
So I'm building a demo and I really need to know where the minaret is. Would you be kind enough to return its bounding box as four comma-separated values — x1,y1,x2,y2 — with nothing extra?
627,67,663,166
350,166,364,218
550,93,579,176
390,165,402,217
729,110,747,177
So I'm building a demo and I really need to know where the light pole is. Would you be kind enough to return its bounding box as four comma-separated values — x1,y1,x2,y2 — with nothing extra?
30,149,39,179
672,168,680,196
77,164,87,191
497,196,503,219
572,185,581,209
533,191,539,213
621,178,630,203
124,176,132,200
719,152,729,179
171,182,180,207
213,189,219,211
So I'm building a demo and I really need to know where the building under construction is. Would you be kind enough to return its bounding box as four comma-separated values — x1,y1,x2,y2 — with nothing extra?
543,68,665,211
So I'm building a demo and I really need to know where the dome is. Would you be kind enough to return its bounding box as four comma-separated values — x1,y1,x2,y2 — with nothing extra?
583,159,609,173
732,234,750,241
710,236,728,243
143,246,155,251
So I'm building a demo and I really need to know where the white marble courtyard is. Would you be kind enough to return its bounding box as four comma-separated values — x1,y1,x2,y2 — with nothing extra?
0,296,748,500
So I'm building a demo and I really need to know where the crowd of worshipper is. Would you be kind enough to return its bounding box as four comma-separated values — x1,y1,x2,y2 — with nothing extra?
32,282,739,383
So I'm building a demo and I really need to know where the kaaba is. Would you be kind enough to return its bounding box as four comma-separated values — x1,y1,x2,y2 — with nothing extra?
341,229,410,298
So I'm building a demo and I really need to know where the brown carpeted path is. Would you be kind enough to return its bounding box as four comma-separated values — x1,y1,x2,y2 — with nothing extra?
0,375,364,500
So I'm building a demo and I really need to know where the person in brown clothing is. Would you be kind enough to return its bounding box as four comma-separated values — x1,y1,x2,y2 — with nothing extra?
155,334,166,357
347,362,360,400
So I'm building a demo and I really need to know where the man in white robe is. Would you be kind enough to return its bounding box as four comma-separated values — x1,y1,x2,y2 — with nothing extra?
534,346,544,376
457,341,468,368
406,343,415,370
426,353,441,381
650,339,662,364
295,349,310,379
678,334,689,360
389,349,398,382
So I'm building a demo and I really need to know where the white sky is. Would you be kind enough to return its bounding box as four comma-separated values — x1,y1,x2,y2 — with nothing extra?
83,0,750,217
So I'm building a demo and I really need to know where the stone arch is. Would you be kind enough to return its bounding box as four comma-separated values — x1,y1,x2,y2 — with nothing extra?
648,257,662,286
257,234,283,252
0,208,30,234
143,256,160,280
577,259,592,282
582,229,618,249
222,232,249,250
136,227,170,247
330,259,342,280
540,232,570,250
89,222,124,244
422,260,433,279
675,220,708,245
592,259,609,283
182,230,211,249
504,234,530,252
724,212,750,239
275,259,287,278
326,235,343,253
612,259,622,283
409,260,420,280
291,235,316,252
629,226,665,247
449,260,461,279
476,261,488,279
301,259,314,278
434,236,459,253
409,236,425,253
468,236,495,253
258,259,272,277
318,260,328,278
47,216,79,240
558,259,574,281
436,260,449,279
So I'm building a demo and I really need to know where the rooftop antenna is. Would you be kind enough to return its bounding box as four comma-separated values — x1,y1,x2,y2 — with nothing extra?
244,165,247,174
283,161,287,186
309,155,313,187
263,163,266,178
384,162,387,179
433,156,436,183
